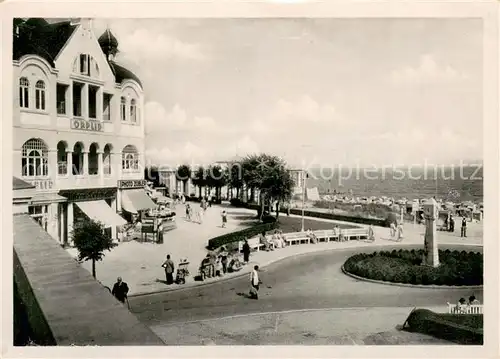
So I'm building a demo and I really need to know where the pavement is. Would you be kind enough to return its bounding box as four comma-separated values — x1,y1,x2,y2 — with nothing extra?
66,203,483,296
149,307,455,345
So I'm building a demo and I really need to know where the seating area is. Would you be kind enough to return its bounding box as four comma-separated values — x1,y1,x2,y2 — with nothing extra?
447,302,484,314
238,227,369,252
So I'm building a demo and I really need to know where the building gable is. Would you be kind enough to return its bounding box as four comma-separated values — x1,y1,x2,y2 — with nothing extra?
54,19,116,87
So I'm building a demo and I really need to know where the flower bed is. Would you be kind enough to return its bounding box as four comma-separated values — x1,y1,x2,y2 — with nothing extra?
343,249,483,286
404,308,483,345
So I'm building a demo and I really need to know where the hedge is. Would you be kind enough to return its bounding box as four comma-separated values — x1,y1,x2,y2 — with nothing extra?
343,249,483,286
241,203,387,227
404,309,483,345
207,221,279,250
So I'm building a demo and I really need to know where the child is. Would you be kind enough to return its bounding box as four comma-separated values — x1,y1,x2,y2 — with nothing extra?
221,210,227,228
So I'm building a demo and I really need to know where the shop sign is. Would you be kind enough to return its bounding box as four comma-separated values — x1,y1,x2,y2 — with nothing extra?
59,187,117,201
71,118,103,132
27,179,53,190
118,179,146,189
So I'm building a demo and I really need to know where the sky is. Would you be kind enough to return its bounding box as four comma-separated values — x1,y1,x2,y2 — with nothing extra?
92,18,483,169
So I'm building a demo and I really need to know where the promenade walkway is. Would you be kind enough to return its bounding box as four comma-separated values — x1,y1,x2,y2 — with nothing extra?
67,203,483,296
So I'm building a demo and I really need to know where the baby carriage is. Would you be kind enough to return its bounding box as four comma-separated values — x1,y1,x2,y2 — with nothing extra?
175,259,190,284
199,256,215,281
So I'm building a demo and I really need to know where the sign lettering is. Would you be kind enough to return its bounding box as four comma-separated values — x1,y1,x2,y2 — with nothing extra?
71,118,103,132
28,179,54,190
59,187,117,201
118,180,146,189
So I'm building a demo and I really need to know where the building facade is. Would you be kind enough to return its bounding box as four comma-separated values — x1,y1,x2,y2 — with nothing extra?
13,18,155,245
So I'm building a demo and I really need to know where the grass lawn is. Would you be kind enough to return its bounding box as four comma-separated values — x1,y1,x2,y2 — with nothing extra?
275,215,359,233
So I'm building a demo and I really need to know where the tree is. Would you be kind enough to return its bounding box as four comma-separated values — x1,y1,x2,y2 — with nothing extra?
145,165,161,187
71,218,117,279
241,154,295,222
206,165,228,201
176,164,192,195
228,162,244,199
191,166,206,198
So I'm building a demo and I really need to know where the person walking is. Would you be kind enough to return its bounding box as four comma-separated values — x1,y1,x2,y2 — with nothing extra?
242,239,251,264
461,216,467,238
450,216,455,233
162,254,175,285
396,223,404,242
249,265,262,299
368,225,375,241
111,277,129,304
221,210,228,228
157,222,164,244
390,222,396,238
185,203,191,221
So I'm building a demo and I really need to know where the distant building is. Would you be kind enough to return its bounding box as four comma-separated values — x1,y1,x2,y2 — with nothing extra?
13,18,154,245
288,168,307,195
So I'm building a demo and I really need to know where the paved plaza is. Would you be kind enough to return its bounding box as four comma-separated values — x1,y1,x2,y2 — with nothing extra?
67,203,483,296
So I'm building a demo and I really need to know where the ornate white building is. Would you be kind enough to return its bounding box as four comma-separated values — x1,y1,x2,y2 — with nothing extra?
12,18,155,245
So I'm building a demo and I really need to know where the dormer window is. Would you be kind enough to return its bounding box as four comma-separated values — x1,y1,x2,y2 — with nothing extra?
120,97,127,121
19,77,29,108
80,54,90,75
73,54,100,78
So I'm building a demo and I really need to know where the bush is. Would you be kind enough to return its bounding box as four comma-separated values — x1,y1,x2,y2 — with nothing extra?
230,198,244,207
207,222,279,250
405,309,483,345
384,212,399,227
343,249,483,286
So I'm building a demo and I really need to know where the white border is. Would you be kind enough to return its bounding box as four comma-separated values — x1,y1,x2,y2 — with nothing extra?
1,1,498,359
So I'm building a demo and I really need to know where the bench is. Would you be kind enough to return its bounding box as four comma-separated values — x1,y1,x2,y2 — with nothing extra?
447,302,483,314
342,228,369,240
238,236,266,253
283,232,310,246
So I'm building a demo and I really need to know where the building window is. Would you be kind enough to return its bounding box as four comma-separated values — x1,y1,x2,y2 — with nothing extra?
130,99,137,123
80,54,90,76
56,84,68,115
35,80,46,110
19,77,29,108
57,141,68,175
103,144,112,175
88,85,98,119
88,143,99,175
21,138,49,177
103,93,112,121
72,142,84,175
73,82,83,117
120,97,127,121
122,145,139,171
28,205,48,231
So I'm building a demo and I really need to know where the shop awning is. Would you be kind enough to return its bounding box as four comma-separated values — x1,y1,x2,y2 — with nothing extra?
121,189,157,214
76,200,127,227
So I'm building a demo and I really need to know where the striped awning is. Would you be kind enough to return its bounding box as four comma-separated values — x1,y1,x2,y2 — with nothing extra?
121,189,156,214
76,200,126,227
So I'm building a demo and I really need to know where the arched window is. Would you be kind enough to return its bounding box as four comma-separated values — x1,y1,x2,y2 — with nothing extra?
88,143,99,175
21,139,48,177
19,77,29,108
120,97,127,121
72,142,84,175
35,80,46,110
122,145,139,171
57,141,68,175
103,144,112,175
130,99,137,123
72,54,100,77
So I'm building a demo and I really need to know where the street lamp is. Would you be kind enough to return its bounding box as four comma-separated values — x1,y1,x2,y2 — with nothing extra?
301,171,308,232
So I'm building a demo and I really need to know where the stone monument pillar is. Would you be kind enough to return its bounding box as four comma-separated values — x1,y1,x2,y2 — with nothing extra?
422,198,440,267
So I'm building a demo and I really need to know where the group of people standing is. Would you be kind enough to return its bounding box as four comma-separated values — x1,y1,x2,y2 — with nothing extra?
389,222,404,241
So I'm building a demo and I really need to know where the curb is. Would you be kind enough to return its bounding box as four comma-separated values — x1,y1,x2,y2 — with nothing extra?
341,265,483,290
128,242,483,298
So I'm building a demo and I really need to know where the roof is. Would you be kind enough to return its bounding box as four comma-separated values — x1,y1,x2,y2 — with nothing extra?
109,61,143,88
13,18,77,67
13,18,143,89
13,177,35,190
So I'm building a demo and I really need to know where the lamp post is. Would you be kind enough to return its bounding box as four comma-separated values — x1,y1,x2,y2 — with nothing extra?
301,171,308,232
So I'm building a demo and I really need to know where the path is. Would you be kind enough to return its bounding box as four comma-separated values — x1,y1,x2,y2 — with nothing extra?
129,244,483,324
